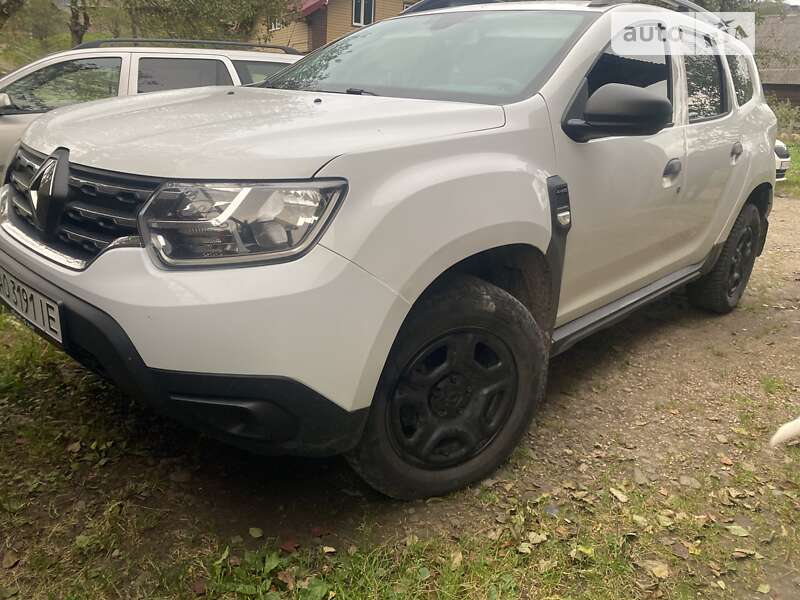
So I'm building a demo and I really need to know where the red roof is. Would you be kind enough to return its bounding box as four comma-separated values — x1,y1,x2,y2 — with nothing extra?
301,0,327,17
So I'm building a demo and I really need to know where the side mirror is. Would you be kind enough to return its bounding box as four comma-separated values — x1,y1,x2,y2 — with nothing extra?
563,83,673,142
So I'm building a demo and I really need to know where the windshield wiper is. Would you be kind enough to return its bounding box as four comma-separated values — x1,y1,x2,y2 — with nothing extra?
345,88,379,96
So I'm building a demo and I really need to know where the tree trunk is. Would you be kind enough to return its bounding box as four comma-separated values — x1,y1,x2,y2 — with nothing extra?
69,0,91,46
0,0,25,29
124,0,141,37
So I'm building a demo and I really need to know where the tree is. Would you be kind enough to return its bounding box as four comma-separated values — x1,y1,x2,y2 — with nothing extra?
68,0,92,46
0,0,25,29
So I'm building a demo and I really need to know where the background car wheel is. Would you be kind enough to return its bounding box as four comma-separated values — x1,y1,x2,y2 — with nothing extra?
687,203,762,315
347,275,548,500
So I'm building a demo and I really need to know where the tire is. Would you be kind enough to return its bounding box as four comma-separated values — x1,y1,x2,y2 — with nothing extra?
347,275,548,500
687,203,762,315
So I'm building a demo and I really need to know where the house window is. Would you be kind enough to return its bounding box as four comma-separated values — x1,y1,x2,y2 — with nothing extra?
353,0,374,26
269,19,283,32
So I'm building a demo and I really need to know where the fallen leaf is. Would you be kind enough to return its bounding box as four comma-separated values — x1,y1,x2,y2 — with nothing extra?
632,515,649,528
641,559,670,579
716,580,726,590
757,584,771,594
725,525,750,538
527,532,548,545
277,569,296,591
538,559,557,573
569,545,595,560
732,547,756,559
279,538,299,553
1,552,19,570
321,546,336,555
66,441,81,454
610,488,629,503
249,527,263,539
517,542,532,555
450,550,463,570
657,515,674,528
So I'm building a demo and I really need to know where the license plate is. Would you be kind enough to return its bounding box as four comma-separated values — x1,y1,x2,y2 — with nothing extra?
0,267,62,342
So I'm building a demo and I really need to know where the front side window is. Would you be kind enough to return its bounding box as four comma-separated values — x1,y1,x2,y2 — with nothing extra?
2,57,121,112
234,60,289,85
587,31,670,101
725,54,753,106
684,35,726,122
269,10,594,104
353,0,374,26
137,58,233,94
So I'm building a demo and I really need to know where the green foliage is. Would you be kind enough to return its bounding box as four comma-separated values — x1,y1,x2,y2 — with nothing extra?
769,96,800,137
0,0,290,73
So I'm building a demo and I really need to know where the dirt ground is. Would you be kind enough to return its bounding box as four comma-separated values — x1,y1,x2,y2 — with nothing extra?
1,196,798,599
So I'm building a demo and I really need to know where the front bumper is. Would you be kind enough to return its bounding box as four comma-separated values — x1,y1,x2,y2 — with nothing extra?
0,222,410,455
776,158,790,182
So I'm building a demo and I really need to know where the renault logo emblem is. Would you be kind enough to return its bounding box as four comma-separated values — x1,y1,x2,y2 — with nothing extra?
26,147,70,234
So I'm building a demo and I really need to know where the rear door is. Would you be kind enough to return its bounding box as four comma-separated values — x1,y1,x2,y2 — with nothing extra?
678,31,746,262
130,54,238,94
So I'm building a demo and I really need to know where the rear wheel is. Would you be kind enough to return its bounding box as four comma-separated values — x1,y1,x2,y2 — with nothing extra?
687,203,762,314
347,275,548,500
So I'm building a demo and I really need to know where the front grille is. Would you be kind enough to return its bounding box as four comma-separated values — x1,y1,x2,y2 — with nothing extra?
776,168,787,180
5,146,162,264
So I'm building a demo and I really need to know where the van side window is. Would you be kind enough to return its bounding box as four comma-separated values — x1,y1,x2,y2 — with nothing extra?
684,35,726,121
725,54,754,106
587,33,670,101
137,58,233,94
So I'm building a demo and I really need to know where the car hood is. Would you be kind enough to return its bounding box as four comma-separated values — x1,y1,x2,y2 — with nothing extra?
22,86,506,179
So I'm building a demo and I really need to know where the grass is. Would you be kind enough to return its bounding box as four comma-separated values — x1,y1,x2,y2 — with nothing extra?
776,142,800,198
1,286,800,599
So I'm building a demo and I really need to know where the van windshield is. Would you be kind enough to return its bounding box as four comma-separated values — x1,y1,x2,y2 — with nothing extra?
267,10,594,104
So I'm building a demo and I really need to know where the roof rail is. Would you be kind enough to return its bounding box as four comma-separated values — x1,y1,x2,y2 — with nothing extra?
403,0,728,30
73,38,302,55
589,0,727,29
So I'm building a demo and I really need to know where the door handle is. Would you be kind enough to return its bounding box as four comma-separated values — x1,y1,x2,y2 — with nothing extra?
662,158,682,178
731,142,743,158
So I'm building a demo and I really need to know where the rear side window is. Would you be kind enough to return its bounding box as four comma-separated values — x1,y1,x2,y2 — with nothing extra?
725,55,754,106
137,58,233,94
587,27,671,101
684,36,726,122
233,60,289,85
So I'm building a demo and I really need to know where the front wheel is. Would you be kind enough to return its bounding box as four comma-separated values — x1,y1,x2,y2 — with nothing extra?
347,275,548,500
687,203,763,314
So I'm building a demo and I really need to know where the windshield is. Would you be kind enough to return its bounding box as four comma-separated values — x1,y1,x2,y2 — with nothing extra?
267,10,594,104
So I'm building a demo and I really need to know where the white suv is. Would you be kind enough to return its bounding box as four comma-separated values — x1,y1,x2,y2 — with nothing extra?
0,1,776,499
0,40,301,174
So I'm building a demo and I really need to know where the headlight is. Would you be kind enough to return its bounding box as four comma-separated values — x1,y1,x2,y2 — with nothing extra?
139,180,346,267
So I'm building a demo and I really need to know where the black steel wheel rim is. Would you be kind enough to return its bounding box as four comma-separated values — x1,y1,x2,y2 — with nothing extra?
387,328,518,470
727,224,755,298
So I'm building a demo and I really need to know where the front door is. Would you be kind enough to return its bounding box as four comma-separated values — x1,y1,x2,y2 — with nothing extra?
552,30,688,325
0,55,125,173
